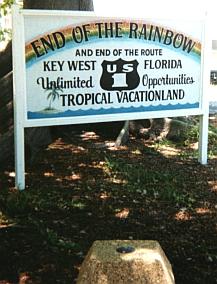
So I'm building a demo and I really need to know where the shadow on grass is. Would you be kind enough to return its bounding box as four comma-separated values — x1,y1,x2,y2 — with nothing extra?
0,129,217,284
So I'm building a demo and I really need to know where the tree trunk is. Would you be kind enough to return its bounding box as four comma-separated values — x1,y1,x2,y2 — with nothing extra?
23,0,93,10
115,121,129,146
0,0,94,165
0,41,12,78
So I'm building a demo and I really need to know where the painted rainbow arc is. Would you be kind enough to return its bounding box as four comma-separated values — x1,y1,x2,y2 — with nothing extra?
25,19,202,65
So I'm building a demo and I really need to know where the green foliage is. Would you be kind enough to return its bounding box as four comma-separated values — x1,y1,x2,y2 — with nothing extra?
0,0,14,44
42,228,78,251
0,28,11,41
0,188,80,254
0,0,14,16
105,155,196,207
184,125,200,146
0,190,33,216
0,1,23,42
208,125,217,157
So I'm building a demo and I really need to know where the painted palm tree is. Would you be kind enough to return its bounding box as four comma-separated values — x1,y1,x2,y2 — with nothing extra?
45,86,63,110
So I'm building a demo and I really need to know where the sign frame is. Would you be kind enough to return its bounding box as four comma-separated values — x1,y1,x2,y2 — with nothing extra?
12,6,210,190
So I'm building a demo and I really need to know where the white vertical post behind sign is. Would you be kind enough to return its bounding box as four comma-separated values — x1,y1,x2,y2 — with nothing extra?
12,6,209,190
198,15,211,165
12,6,26,190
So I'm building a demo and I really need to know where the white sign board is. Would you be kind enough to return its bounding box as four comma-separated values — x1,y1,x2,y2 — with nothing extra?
12,7,210,190
25,13,204,124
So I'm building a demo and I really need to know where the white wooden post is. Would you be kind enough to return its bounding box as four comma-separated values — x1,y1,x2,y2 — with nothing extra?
12,6,26,190
198,15,211,165
198,113,209,164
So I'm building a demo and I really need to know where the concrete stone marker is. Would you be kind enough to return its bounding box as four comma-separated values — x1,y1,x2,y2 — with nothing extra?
77,240,175,284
